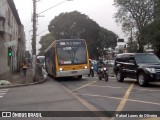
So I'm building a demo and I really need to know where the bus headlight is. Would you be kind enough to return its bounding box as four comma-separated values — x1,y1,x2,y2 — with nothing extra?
84,66,87,69
59,68,63,71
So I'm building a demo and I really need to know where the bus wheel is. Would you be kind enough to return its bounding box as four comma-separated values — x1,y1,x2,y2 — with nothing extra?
78,75,82,79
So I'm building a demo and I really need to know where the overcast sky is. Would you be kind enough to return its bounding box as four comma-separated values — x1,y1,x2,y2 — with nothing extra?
13,0,125,53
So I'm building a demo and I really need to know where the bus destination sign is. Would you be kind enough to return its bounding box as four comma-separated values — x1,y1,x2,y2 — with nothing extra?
58,41,84,46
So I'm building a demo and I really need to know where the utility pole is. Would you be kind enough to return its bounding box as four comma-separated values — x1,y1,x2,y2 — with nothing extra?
31,0,73,81
32,0,37,81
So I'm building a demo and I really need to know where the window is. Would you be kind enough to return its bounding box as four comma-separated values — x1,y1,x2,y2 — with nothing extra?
57,46,87,65
135,54,160,63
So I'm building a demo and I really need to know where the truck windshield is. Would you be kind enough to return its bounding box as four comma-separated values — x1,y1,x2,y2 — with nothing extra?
57,46,87,65
135,54,160,64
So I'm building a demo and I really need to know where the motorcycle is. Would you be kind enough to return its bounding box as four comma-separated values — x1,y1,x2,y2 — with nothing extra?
97,67,108,82
88,66,94,77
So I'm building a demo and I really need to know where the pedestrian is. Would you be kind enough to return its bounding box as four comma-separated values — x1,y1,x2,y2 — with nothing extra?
21,61,28,77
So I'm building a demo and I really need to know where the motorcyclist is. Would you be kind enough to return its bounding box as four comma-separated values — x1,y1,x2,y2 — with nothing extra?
97,59,106,69
88,59,94,77
97,58,106,74
97,58,108,81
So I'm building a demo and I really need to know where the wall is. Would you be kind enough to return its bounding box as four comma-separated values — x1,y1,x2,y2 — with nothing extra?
0,0,25,77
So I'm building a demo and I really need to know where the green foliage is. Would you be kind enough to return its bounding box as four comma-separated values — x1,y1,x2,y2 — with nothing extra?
154,0,160,19
98,27,118,56
114,0,155,52
38,33,55,55
126,38,138,52
48,11,100,59
141,20,160,56
48,11,118,59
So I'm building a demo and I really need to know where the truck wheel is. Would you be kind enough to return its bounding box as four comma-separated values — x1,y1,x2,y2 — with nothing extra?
138,72,148,87
116,70,124,82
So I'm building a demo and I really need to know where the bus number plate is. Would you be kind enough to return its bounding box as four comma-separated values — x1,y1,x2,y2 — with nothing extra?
71,71,77,74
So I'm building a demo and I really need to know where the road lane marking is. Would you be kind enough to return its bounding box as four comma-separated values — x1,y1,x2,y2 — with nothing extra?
62,86,109,120
89,84,160,92
72,81,97,91
0,89,9,92
114,83,134,111
0,91,8,93
77,93,160,106
75,93,122,100
88,85,122,89
133,88,160,92
0,89,9,98
127,98,160,106
0,89,9,90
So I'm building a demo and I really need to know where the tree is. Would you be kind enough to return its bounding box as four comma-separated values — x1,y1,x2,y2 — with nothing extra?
38,11,118,59
154,0,160,20
126,38,138,52
141,20,160,57
48,11,101,59
98,27,118,56
114,0,155,52
38,33,55,55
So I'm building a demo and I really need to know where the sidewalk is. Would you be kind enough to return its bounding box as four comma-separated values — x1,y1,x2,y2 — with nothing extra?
0,65,46,88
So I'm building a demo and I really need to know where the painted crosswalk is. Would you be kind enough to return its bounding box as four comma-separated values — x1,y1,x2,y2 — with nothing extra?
0,89,9,98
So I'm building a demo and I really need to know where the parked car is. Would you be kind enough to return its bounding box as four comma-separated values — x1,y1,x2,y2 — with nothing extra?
113,53,160,87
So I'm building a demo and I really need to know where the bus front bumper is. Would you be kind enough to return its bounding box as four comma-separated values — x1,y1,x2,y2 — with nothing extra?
56,69,90,77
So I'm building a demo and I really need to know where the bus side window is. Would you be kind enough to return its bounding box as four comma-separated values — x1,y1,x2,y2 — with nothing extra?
51,48,55,64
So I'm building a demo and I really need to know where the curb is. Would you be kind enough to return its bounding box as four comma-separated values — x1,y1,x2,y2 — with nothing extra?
0,77,47,89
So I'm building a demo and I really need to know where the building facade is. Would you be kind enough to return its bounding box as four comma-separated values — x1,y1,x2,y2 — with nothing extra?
0,0,26,78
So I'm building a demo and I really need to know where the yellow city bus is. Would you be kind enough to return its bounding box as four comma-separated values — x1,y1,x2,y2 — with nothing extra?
45,39,90,79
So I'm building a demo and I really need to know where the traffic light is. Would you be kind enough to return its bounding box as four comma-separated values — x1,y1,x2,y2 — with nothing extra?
8,47,12,57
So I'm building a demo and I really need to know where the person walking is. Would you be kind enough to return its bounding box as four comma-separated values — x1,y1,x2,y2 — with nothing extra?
21,61,28,77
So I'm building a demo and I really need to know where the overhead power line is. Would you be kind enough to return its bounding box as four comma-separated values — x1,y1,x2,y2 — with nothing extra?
37,0,72,15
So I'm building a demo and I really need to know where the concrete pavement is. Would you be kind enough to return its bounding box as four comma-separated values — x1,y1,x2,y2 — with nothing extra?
0,65,47,88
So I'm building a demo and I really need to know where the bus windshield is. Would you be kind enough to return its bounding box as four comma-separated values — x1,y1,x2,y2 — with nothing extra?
57,46,87,65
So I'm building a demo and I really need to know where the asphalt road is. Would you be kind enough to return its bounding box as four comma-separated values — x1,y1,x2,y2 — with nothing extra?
0,72,159,120
59,75,160,120
0,77,103,120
